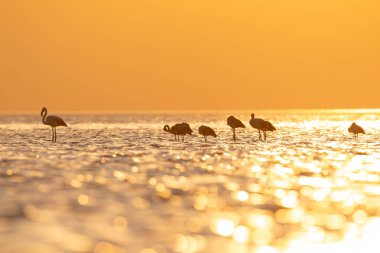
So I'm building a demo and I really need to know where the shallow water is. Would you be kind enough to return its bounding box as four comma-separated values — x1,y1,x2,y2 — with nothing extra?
1,110,380,253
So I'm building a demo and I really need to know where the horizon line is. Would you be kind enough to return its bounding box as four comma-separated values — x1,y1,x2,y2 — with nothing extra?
1,108,380,114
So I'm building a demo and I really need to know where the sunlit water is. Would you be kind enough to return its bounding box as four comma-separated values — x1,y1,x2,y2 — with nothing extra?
1,110,380,253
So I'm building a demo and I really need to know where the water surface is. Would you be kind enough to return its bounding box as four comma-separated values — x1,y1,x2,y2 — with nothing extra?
1,110,380,253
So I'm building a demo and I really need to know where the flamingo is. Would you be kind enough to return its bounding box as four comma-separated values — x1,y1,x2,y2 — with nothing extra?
249,113,276,140
163,123,193,142
41,107,68,142
348,122,365,139
198,125,217,142
227,116,245,141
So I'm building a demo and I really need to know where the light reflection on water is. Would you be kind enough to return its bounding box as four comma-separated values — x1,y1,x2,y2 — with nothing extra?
0,110,379,253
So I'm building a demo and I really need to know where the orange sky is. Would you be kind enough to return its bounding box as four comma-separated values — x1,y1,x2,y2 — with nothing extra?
1,0,379,111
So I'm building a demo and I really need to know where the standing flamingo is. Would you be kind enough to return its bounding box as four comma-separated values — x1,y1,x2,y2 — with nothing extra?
249,113,276,140
41,107,68,142
348,122,365,139
227,116,245,141
163,123,193,142
198,125,217,142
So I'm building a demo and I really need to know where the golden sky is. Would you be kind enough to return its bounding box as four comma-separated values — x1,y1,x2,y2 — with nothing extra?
1,0,379,111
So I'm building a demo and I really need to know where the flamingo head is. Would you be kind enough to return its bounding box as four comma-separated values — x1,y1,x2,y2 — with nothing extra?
163,125,171,133
41,107,47,117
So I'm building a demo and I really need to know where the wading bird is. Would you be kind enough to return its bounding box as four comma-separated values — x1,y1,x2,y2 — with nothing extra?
227,116,245,141
41,107,68,142
198,125,217,142
163,123,193,142
348,122,365,139
249,113,276,140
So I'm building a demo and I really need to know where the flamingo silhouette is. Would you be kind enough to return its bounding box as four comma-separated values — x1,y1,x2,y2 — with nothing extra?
227,116,245,141
198,125,217,142
163,123,193,142
41,107,68,142
249,113,276,140
348,122,365,139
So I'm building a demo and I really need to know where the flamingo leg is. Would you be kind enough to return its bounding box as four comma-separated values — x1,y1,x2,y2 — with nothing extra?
51,127,54,141
205,136,207,142
264,131,267,140
233,128,236,141
54,127,57,142
258,130,262,140
182,135,185,142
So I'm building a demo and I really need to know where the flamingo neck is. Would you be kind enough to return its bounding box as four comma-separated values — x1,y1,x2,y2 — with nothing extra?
41,110,48,125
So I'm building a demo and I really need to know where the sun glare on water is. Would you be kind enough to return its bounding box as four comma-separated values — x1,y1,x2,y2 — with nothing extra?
0,110,380,253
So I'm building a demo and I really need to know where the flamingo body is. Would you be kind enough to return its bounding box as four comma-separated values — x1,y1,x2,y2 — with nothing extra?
44,115,68,127
249,113,275,140
163,123,193,142
227,116,245,141
41,107,67,142
348,122,365,138
198,125,216,142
